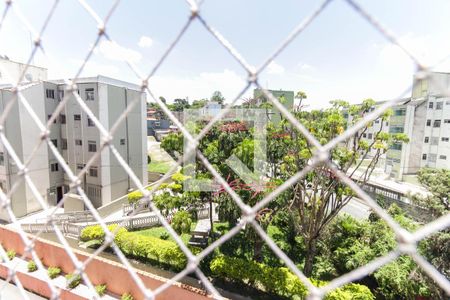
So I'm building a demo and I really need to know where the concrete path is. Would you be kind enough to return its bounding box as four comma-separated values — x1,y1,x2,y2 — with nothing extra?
147,136,177,171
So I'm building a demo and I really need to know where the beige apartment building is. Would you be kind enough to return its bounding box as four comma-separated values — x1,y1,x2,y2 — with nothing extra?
0,76,147,221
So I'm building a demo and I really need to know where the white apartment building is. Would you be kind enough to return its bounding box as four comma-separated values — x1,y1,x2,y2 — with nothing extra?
350,72,450,181
0,56,48,84
0,76,147,221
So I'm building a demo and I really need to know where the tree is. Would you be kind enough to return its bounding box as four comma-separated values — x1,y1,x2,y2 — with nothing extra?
295,90,307,111
171,98,190,112
191,99,208,109
412,168,449,217
275,99,408,276
161,97,408,278
211,91,225,105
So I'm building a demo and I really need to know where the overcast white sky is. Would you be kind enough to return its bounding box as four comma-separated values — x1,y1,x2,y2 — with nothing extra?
1,0,450,109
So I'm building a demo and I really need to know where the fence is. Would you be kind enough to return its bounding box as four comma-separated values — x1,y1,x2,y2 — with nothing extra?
22,207,212,238
357,181,433,223
0,1,449,300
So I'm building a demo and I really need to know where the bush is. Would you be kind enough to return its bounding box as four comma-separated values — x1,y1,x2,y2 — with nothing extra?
127,190,144,204
159,232,170,240
27,260,37,272
210,256,374,299
95,284,107,296
171,211,192,235
121,293,134,300
80,224,127,243
66,273,82,289
127,186,155,203
48,267,61,279
114,231,186,271
6,250,15,260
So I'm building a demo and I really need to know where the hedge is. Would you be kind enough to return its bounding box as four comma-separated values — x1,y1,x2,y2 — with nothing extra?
210,256,374,300
81,225,187,271
80,224,127,243
114,230,187,271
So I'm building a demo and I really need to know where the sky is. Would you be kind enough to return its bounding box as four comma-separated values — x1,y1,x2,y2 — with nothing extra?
1,0,450,109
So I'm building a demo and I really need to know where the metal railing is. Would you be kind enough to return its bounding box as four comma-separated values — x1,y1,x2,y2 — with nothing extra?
0,1,449,300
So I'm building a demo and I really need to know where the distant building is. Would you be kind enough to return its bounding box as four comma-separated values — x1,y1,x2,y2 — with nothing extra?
200,101,221,119
253,88,294,122
0,56,47,84
347,72,450,180
0,75,147,221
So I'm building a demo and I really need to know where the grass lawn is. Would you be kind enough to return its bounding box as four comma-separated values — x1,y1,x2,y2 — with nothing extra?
148,161,172,173
135,222,197,244
134,222,230,245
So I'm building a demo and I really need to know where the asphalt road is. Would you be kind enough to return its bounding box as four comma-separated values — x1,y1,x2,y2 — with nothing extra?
341,198,371,219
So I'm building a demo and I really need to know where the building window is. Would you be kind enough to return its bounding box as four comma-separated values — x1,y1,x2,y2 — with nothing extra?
76,164,84,170
426,119,431,126
375,119,380,124
431,137,439,145
88,141,97,152
60,114,66,124
362,133,367,138
87,117,95,127
47,115,57,124
390,142,402,150
422,154,427,160
46,89,55,99
51,139,58,148
394,108,406,116
58,90,64,101
436,102,443,110
74,114,81,121
424,137,429,143
89,167,98,177
444,119,450,124
0,152,4,165
61,139,67,150
389,126,404,133
428,102,433,109
439,155,447,160
155,121,161,127
433,120,441,128
428,154,437,163
85,88,95,101
50,163,59,172
367,133,373,139
442,137,449,142
75,139,82,146
120,138,126,145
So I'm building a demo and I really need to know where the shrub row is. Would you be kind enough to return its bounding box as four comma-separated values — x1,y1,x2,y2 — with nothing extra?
80,224,126,243
127,172,188,203
114,230,187,271
81,225,187,271
210,256,374,300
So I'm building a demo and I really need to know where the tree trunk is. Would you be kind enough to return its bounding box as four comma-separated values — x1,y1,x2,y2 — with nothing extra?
209,199,213,235
253,235,264,262
303,237,318,277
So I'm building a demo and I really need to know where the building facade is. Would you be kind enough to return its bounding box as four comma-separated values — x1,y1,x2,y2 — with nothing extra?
0,56,48,84
0,76,147,221
349,72,450,180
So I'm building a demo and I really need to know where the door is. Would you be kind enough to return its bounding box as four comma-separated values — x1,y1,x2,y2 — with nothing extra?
56,186,63,204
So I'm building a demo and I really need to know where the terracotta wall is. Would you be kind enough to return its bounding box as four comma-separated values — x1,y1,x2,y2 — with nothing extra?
0,226,210,300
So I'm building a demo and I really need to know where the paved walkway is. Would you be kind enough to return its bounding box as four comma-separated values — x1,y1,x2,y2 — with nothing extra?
147,136,177,172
